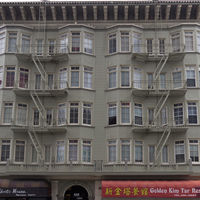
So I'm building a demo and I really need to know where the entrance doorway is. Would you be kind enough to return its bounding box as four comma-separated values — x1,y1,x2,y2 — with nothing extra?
64,185,89,200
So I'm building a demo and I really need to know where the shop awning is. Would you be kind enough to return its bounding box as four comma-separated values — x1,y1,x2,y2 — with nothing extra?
102,180,200,198
0,179,50,198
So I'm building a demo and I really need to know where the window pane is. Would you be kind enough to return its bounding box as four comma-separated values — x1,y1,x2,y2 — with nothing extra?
108,104,117,125
84,33,93,54
17,104,27,125
3,103,13,124
109,34,116,54
1,140,11,162
69,140,78,161
56,141,65,163
174,103,183,125
58,104,66,125
0,32,5,54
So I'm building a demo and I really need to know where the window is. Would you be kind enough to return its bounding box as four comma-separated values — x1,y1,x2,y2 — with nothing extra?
59,68,68,89
31,145,37,163
84,33,93,54
60,34,68,53
148,108,154,125
121,32,129,52
71,32,80,52
0,66,3,88
121,66,130,87
121,140,130,162
135,141,143,163
186,66,196,87
173,71,182,89
69,140,78,162
108,67,117,88
70,66,79,87
58,103,66,125
121,102,130,124
84,67,92,89
15,140,25,162
48,74,54,90
133,68,142,89
33,109,39,126
36,39,43,56
70,103,79,124
134,103,142,125
82,140,91,163
83,103,92,125
6,67,15,87
147,73,153,89
3,102,13,124
159,39,165,54
189,140,199,163
35,74,41,90
161,107,167,125
175,140,185,163
8,33,17,53
19,68,29,88
56,141,65,163
162,145,168,163
1,140,11,162
184,32,193,52
21,34,30,53
174,103,184,125
146,39,153,54
197,32,200,52
108,33,116,54
44,145,51,163
133,33,142,53
108,140,116,163
0,32,5,54
199,67,200,87
171,33,180,52
46,109,53,126
48,40,55,55
160,73,166,89
149,145,155,163
17,104,27,125
187,102,197,124
108,103,117,125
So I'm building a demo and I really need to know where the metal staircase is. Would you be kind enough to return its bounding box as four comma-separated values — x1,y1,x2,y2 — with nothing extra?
155,126,171,163
28,129,44,161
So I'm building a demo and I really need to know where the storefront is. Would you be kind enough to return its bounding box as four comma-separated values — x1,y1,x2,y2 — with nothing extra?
102,180,200,199
0,179,51,200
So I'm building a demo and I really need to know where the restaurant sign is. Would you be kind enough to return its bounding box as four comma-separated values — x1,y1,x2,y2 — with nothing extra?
102,180,200,198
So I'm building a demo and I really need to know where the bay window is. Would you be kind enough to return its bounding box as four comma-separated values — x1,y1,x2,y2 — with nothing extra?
171,33,180,52
121,102,130,124
186,66,196,87
184,31,193,52
71,32,80,52
70,102,79,124
83,103,92,125
21,34,30,53
59,68,68,89
60,34,68,53
70,66,79,87
121,32,129,52
133,33,142,53
121,66,130,87
8,33,17,53
84,33,93,54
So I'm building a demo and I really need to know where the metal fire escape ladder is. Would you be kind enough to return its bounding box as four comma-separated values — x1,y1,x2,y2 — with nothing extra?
32,55,47,81
28,129,44,161
153,55,169,82
155,126,171,163
30,91,46,121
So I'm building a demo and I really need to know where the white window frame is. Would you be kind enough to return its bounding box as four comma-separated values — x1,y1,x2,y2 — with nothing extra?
189,139,199,163
108,66,117,89
173,103,184,126
160,106,168,126
31,145,38,164
187,102,198,125
70,66,80,88
148,145,155,164
44,144,51,163
14,140,26,163
107,140,117,163
35,39,43,56
184,31,194,52
21,33,31,54
57,103,67,126
108,33,117,54
175,140,185,164
46,108,53,126
71,32,81,53
197,31,200,52
133,67,142,89
18,67,29,89
69,102,79,124
132,32,142,53
59,34,68,53
56,140,65,163
146,39,153,54
35,73,41,90
0,32,6,54
171,33,180,52
48,39,56,55
185,66,196,88
108,103,117,125
83,32,94,54
162,145,169,164
172,70,182,89
5,66,15,88
120,139,131,163
7,32,17,53
0,139,11,163
33,108,40,126
2,102,13,125
120,32,130,52
120,66,130,88
16,103,28,126
81,140,92,164
0,66,3,88
83,67,93,89
82,103,92,126
159,38,165,54
120,102,131,124
59,67,68,89
68,139,79,163
134,141,143,163
134,103,143,125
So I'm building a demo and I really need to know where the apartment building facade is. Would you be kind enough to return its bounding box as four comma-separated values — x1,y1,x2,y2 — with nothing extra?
0,0,200,200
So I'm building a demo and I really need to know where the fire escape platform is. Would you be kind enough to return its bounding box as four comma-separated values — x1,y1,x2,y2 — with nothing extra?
15,53,68,62
132,52,185,63
132,125,188,133
13,88,68,97
11,126,67,133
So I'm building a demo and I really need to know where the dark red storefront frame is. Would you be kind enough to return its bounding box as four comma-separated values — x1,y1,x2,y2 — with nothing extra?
102,180,200,198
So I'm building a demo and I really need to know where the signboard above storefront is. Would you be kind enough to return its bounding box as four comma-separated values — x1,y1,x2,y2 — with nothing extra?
102,180,200,198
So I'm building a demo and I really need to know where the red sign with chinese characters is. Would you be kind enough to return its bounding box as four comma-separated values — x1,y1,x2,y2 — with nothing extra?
102,180,200,198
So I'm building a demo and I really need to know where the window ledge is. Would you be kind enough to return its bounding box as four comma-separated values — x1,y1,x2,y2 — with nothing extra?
69,52,96,57
105,52,132,57
105,124,132,128
68,124,95,128
105,87,132,92
68,87,95,92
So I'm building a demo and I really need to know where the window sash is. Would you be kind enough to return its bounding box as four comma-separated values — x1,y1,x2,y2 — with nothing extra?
173,71,182,89
17,104,27,125
3,103,13,124
1,140,11,162
108,141,116,162
84,33,93,54
6,69,15,87
186,69,196,87
109,69,117,88
31,146,37,163
82,141,91,162
8,34,17,53
69,140,78,162
72,33,80,52
59,68,67,89
121,69,130,87
109,34,116,54
58,104,66,125
121,32,129,52
108,105,117,125
175,142,185,163
84,70,92,89
188,103,197,124
56,141,65,163
71,70,79,87
133,33,142,53
174,104,184,125
60,35,68,53
135,142,143,162
0,32,5,54
162,145,168,163
121,141,130,162
70,104,79,124
149,146,155,163
15,141,25,162
83,104,91,125
172,34,180,52
21,35,30,53
121,105,130,124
